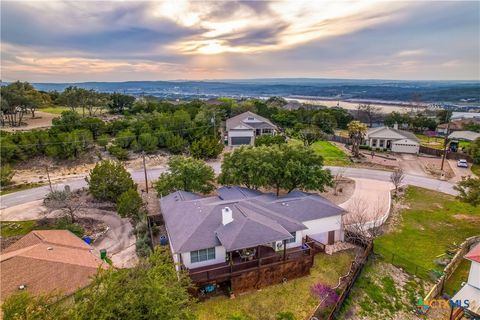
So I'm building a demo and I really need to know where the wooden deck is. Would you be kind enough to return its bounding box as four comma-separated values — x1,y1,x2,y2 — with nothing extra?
188,242,315,291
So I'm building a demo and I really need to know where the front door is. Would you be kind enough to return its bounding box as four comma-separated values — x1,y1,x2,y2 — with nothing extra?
386,140,392,149
328,231,335,245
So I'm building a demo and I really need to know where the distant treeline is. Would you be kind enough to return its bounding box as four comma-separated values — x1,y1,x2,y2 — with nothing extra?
27,79,480,104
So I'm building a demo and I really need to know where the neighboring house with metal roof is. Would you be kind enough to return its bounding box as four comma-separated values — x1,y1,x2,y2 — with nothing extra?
225,111,278,147
0,230,107,301
365,125,420,154
451,242,480,318
448,130,480,142
160,186,345,273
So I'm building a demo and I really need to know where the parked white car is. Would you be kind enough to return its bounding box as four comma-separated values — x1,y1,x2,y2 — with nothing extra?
457,159,469,168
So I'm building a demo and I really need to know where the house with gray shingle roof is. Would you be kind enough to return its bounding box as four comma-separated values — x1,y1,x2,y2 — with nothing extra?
225,111,278,147
365,124,420,154
160,186,345,273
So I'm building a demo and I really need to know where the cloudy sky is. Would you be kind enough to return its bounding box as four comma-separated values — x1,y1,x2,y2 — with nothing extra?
1,0,479,82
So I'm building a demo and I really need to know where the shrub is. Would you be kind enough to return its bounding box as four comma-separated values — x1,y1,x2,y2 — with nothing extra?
359,145,371,150
108,145,129,160
0,164,15,187
276,311,296,320
86,160,136,202
116,189,143,220
310,283,339,308
136,235,152,258
165,134,187,154
255,135,286,147
190,136,223,159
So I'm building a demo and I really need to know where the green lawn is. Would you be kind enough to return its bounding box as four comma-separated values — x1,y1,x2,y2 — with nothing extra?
289,139,351,166
196,251,355,320
444,259,471,296
39,106,71,114
39,106,108,115
471,164,480,176
311,141,351,166
415,134,445,150
0,220,37,238
374,186,480,279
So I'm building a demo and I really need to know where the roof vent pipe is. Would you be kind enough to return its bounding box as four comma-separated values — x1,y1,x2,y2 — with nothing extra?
222,207,233,226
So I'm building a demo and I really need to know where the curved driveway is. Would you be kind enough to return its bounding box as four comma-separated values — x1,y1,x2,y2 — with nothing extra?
0,163,457,210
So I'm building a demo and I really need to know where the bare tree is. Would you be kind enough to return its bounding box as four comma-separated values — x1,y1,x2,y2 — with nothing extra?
44,187,84,223
332,168,346,196
357,103,382,128
342,198,385,246
390,168,405,194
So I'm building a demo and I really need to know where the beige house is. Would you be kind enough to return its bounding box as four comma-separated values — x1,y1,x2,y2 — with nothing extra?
226,111,277,147
365,125,420,154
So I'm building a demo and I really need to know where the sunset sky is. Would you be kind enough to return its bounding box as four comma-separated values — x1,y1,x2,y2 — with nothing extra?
1,0,479,82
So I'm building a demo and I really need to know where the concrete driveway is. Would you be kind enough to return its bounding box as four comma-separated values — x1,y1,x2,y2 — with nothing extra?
448,159,475,183
339,178,393,226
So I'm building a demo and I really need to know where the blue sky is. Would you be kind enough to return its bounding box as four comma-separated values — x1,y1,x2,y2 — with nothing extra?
1,0,479,82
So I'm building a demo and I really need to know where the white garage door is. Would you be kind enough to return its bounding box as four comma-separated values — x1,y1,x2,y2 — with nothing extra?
392,143,419,154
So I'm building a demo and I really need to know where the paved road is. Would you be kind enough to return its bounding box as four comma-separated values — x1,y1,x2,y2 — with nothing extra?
0,162,457,210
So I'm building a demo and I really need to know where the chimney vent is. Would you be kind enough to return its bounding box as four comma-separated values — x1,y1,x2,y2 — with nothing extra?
222,207,233,225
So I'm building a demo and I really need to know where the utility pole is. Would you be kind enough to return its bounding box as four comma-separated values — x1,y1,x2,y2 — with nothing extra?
142,152,149,193
45,165,53,193
211,111,216,139
440,114,451,172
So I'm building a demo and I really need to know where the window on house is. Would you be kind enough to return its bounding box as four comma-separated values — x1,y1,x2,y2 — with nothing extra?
372,139,377,147
262,128,273,135
286,232,296,244
247,116,255,121
379,140,384,147
190,247,216,263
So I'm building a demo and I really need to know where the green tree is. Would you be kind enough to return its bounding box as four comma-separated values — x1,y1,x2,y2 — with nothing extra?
154,156,215,196
97,133,110,151
297,125,322,146
165,134,187,154
116,189,143,220
0,164,15,186
347,120,368,158
2,292,68,320
2,248,196,320
467,138,480,164
86,160,136,202
108,145,129,160
254,135,286,147
190,136,223,159
219,145,332,195
108,93,136,114
454,177,480,206
137,132,158,153
218,146,269,190
114,129,135,149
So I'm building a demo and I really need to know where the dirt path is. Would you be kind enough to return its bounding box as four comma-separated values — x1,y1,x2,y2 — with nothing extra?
0,201,137,268
1,111,56,132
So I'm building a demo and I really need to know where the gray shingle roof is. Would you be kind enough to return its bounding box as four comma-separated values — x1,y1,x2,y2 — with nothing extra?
160,187,344,253
226,111,277,131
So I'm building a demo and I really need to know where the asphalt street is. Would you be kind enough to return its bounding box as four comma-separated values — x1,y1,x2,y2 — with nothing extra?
0,162,457,209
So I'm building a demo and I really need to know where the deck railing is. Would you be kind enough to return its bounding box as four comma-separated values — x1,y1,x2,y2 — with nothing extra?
188,242,314,283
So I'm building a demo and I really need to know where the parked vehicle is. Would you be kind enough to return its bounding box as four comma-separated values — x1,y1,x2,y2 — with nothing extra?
457,159,469,168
